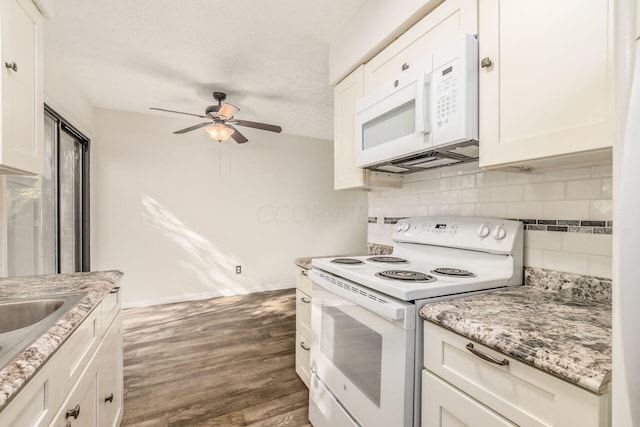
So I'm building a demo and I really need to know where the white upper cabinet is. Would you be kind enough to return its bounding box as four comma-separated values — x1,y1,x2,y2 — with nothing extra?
0,0,44,175
363,0,478,95
478,0,613,171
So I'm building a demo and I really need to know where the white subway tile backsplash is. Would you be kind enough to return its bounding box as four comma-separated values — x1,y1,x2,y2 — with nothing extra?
544,167,591,182
588,255,612,279
591,164,613,178
476,171,507,187
602,178,613,198
524,248,543,268
425,177,451,192
459,204,476,216
562,233,612,256
439,163,468,177
462,187,492,203
542,250,589,275
506,172,545,184
590,199,613,220
490,185,524,202
476,203,507,218
566,179,604,200
524,230,562,250
524,182,566,201
439,190,463,204
506,202,544,219
543,200,591,219
450,174,476,189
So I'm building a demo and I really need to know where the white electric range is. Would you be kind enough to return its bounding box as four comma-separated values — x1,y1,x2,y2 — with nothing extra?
308,216,523,427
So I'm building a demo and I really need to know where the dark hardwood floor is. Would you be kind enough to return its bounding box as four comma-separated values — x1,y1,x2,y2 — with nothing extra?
121,289,311,426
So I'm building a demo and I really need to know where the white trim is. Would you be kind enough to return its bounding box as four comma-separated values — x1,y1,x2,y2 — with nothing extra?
122,282,296,309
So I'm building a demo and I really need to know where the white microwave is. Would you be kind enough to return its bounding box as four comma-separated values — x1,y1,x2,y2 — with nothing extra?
355,33,479,173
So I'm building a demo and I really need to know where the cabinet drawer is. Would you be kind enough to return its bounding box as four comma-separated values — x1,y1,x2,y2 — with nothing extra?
50,358,98,427
295,331,311,388
422,370,515,426
100,287,121,337
296,268,312,295
295,289,312,341
423,322,610,427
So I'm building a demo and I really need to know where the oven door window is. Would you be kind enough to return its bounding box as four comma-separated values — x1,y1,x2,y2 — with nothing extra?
362,100,415,150
321,305,382,407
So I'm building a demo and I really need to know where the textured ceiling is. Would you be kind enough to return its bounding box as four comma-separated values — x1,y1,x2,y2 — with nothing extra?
44,0,366,140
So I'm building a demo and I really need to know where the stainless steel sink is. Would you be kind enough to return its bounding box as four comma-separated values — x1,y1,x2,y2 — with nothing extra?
0,293,86,369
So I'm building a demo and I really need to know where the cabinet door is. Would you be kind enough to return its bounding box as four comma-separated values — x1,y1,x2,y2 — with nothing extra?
334,65,366,190
0,0,44,175
99,314,123,427
422,370,516,427
363,0,477,94
51,364,98,427
478,0,613,170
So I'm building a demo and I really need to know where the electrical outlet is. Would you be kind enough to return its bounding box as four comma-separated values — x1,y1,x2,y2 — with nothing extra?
235,265,242,274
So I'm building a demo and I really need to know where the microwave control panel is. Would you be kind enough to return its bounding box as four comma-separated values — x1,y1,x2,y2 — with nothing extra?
434,61,459,129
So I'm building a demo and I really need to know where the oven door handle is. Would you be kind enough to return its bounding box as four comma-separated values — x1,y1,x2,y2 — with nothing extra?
309,269,411,322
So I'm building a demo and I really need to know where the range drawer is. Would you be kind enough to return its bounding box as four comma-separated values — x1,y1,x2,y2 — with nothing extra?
423,321,610,427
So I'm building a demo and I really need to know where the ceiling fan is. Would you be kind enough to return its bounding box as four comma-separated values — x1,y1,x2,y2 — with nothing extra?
150,92,282,143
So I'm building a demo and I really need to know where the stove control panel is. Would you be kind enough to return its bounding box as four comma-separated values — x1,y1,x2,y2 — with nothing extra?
392,216,523,254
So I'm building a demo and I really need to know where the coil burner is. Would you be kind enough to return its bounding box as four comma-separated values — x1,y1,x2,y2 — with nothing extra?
330,258,364,265
366,256,408,264
431,268,476,277
375,270,436,282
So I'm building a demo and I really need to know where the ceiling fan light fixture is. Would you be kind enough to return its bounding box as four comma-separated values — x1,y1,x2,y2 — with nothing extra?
205,123,235,142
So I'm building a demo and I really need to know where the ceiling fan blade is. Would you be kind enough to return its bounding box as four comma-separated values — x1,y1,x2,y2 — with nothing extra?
231,119,282,133
227,125,248,144
150,107,207,119
217,103,240,120
173,122,213,134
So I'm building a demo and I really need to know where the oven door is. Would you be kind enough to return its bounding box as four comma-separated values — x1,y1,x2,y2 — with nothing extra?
309,270,416,427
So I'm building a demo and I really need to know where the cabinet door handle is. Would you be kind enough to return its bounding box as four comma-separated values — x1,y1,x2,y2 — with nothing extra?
300,341,311,351
4,61,17,72
401,62,410,71
300,297,311,304
465,343,509,366
301,270,308,276
105,393,114,403
66,404,81,420
110,286,120,294
480,57,493,68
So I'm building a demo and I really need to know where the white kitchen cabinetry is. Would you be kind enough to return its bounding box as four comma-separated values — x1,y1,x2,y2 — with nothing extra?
295,267,312,387
0,289,123,427
478,0,613,171
0,0,44,175
422,322,611,427
363,0,477,94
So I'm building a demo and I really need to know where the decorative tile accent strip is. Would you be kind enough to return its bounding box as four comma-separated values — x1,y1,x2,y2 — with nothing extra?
524,266,612,302
383,217,408,225
511,219,614,234
367,216,378,224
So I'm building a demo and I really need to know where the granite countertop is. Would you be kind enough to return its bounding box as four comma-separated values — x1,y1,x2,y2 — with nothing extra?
0,270,123,409
294,243,393,270
420,267,612,395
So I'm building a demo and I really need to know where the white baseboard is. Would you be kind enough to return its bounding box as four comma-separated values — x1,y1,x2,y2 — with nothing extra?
122,282,296,309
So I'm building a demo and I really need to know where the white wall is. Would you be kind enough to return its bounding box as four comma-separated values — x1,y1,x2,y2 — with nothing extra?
91,108,368,307
369,162,613,278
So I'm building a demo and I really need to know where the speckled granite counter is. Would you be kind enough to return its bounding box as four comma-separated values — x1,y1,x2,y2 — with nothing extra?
0,270,123,409
420,267,612,395
294,243,393,270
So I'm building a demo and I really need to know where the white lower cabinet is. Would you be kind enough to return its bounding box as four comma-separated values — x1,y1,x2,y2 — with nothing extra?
295,267,312,387
0,289,123,427
422,322,611,427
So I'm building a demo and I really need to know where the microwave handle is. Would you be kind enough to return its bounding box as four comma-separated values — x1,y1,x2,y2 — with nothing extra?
417,72,432,135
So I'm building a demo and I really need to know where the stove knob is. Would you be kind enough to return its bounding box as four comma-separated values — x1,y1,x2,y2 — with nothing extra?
477,224,490,238
400,222,410,232
395,223,403,232
493,225,507,240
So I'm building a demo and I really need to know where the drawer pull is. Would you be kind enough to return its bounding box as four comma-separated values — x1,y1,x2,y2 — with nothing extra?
66,404,81,419
5,61,17,72
465,343,509,366
300,297,311,304
480,57,493,68
110,286,120,294
105,393,114,403
301,270,308,276
300,341,311,351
